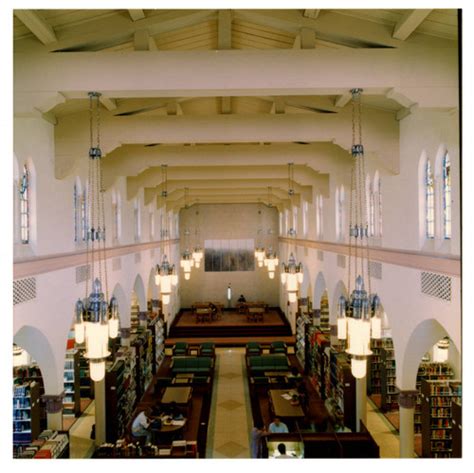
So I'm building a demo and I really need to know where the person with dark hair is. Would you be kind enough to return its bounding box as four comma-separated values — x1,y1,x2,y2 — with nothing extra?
163,401,184,420
276,443,293,458
269,417,289,433
131,406,154,444
237,294,246,303
250,422,266,458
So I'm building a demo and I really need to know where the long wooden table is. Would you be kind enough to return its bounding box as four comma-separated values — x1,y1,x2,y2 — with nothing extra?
269,389,305,419
161,386,193,405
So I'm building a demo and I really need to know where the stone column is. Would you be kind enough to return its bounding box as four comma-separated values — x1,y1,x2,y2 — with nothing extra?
398,390,418,458
356,375,367,432
138,311,148,327
94,378,106,446
120,327,131,347
42,393,64,431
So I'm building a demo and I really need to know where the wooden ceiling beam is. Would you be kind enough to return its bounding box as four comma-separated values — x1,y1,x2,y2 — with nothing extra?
128,9,146,22
334,92,352,108
303,10,320,19
14,10,57,45
218,10,232,49
99,95,117,111
393,9,433,41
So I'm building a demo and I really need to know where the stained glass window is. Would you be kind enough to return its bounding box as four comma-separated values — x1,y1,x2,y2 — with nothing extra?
442,153,451,239
19,165,29,244
426,159,435,239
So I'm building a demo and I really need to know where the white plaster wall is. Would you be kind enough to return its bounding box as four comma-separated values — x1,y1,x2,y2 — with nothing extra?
178,203,279,307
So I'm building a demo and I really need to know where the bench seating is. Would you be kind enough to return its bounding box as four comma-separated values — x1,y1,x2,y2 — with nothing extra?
247,355,289,374
171,356,214,375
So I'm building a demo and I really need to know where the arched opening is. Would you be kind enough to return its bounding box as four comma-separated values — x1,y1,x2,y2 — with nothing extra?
133,274,147,311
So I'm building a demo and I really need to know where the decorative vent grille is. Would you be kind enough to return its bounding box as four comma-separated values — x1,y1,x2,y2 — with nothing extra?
112,257,121,271
337,254,346,268
75,264,90,284
135,252,141,263
13,278,36,305
369,261,382,280
317,250,324,261
421,272,451,302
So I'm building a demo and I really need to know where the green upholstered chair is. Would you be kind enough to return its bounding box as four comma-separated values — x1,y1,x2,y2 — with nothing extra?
246,342,261,356
200,342,215,357
270,341,287,354
173,342,188,356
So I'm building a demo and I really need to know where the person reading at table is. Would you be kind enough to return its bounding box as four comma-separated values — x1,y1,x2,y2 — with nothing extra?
162,401,184,420
131,407,154,444
269,417,289,433
237,294,246,303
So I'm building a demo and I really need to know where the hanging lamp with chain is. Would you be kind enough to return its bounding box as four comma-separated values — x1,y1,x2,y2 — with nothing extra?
281,163,304,302
254,200,266,267
192,199,203,268
180,187,194,280
74,92,119,382
336,89,382,379
155,165,178,304
264,187,279,279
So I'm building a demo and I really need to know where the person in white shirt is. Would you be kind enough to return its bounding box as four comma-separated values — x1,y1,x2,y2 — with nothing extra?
275,443,294,458
131,407,153,444
268,417,289,433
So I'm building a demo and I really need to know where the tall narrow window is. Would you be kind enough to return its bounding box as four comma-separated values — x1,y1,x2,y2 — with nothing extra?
425,159,435,239
377,178,383,238
81,188,87,241
73,183,79,242
368,181,375,237
149,211,155,240
318,195,323,238
442,153,451,239
19,165,29,244
292,206,298,235
279,212,283,236
302,201,308,237
284,209,289,235
112,199,118,241
134,200,140,241
338,186,345,240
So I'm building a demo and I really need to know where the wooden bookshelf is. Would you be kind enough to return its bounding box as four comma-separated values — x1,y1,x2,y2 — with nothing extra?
319,294,330,334
421,379,461,458
451,400,462,458
131,328,154,400
308,329,329,399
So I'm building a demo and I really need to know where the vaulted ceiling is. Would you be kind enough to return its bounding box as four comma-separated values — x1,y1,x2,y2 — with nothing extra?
14,8,459,211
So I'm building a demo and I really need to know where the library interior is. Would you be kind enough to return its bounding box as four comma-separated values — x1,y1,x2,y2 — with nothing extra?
11,7,463,463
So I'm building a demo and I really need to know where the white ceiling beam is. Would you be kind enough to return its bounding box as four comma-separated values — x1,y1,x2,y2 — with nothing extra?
392,9,433,41
396,104,418,121
292,33,301,49
99,95,117,111
134,29,150,51
273,97,286,114
14,10,57,45
300,27,316,49
221,97,232,114
334,92,352,108
45,9,217,52
148,36,158,51
128,9,146,22
303,10,320,19
15,49,457,109
218,10,232,49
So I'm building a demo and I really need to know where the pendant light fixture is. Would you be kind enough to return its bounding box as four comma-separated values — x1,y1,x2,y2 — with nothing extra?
74,92,119,382
254,200,265,267
264,187,279,279
281,163,304,302
192,199,203,268
336,89,382,379
180,188,194,280
155,164,178,305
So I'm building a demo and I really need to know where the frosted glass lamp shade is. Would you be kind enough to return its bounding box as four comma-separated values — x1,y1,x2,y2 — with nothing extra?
269,271,275,279
84,322,110,359
74,322,85,344
297,272,304,284
351,357,367,379
286,273,298,292
194,260,201,269
90,361,106,382
371,316,381,339
109,317,119,339
155,274,161,286
161,275,171,294
171,274,178,286
258,260,264,268
184,272,191,280
162,294,170,305
346,318,372,357
280,273,287,284
337,317,347,340
288,292,297,303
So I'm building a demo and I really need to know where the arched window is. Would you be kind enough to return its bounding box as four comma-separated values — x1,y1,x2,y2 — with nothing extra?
81,186,88,241
19,164,29,244
442,153,451,239
149,210,155,240
302,201,308,237
425,159,435,239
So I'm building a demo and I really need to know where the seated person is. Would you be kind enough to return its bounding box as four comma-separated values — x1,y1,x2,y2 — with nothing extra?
268,416,289,433
209,302,218,317
275,443,294,459
131,407,154,444
290,393,300,406
237,294,247,303
162,401,184,420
